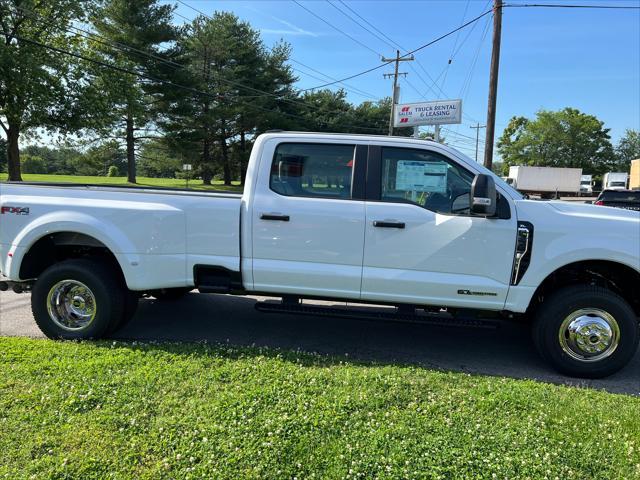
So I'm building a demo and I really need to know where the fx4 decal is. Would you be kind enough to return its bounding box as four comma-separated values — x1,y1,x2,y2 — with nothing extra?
1,206,30,215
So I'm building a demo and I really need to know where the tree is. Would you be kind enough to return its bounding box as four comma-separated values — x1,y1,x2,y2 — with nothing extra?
137,139,180,178
90,0,176,183
21,153,46,173
0,0,88,180
161,12,297,185
614,129,640,171
0,137,6,172
497,108,615,175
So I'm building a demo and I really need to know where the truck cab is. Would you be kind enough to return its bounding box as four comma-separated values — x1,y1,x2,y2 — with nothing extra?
580,174,593,195
603,172,629,191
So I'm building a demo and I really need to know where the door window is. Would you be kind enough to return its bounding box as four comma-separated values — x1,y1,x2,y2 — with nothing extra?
381,147,475,215
270,143,355,199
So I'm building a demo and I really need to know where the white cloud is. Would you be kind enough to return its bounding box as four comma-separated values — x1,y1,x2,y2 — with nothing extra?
262,14,319,37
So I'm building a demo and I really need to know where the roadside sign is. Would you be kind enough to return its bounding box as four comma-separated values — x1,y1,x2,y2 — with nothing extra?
182,164,192,171
394,99,462,127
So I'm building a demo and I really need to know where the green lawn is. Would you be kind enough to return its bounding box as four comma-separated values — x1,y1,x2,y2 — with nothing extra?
0,338,638,479
0,173,244,192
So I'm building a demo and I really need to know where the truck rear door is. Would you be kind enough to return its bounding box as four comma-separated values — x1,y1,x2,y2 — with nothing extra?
250,140,367,299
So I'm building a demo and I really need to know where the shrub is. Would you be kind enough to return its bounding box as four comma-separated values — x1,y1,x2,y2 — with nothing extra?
107,165,119,177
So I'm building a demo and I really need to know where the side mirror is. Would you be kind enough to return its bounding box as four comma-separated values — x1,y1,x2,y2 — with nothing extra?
470,174,497,216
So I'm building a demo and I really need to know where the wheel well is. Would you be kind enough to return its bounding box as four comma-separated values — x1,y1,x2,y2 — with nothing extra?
529,260,640,316
20,232,125,283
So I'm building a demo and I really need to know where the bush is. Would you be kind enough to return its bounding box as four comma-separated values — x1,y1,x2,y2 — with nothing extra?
107,165,119,177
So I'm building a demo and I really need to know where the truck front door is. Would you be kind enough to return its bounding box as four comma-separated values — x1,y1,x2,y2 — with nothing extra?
360,145,517,310
250,140,367,299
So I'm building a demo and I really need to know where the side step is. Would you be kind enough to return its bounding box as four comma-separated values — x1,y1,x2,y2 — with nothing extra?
254,300,499,329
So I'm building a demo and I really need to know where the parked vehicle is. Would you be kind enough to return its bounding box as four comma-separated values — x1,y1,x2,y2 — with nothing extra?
603,172,629,191
630,159,640,190
594,190,640,211
507,166,582,198
580,174,593,195
1,132,639,378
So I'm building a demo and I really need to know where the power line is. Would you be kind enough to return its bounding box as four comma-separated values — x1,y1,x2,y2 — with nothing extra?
291,0,382,56
174,0,380,99
296,61,392,92
172,0,385,101
326,0,395,51
337,0,402,50
298,6,493,93
3,30,385,133
405,9,493,56
333,0,460,103
11,4,341,115
503,3,640,10
441,0,472,92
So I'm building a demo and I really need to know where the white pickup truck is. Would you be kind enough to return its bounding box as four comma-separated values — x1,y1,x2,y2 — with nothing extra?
1,132,639,378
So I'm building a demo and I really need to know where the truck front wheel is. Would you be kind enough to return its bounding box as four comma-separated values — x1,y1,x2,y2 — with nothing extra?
532,285,639,378
31,259,125,340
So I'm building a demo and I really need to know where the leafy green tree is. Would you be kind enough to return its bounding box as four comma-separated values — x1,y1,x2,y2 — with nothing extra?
614,129,640,171
21,153,46,173
89,0,176,183
137,139,181,178
497,108,615,175
161,13,296,185
0,0,89,180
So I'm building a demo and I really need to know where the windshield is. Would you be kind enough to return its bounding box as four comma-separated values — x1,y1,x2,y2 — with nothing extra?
580,180,590,185
445,149,524,200
610,182,626,187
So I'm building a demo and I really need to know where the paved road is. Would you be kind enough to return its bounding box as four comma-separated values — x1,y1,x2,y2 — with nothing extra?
1,290,638,395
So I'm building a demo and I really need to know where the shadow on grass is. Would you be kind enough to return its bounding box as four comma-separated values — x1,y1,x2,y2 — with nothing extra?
95,293,640,396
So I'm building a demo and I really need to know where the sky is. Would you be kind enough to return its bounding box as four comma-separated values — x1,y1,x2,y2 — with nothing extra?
167,0,640,160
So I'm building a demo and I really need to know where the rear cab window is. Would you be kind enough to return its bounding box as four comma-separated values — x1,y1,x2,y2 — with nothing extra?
270,143,356,199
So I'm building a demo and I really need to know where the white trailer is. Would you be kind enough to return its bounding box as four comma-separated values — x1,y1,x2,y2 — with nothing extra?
603,172,629,191
507,166,582,197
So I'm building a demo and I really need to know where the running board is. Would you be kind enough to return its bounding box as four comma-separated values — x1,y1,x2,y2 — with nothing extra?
254,301,499,329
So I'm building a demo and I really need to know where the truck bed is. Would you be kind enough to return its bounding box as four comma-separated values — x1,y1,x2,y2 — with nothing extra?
0,182,243,291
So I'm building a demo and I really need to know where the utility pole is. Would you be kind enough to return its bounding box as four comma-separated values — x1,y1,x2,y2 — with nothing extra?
483,0,502,170
382,50,414,136
470,123,486,162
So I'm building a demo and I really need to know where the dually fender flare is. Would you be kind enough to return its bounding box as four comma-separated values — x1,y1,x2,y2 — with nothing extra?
9,211,138,278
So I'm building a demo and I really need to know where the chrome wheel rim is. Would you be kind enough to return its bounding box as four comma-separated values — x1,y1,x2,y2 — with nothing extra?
558,308,620,362
46,280,97,331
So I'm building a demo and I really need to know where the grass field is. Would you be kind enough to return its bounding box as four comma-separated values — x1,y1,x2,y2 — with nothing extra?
0,173,244,192
0,338,638,479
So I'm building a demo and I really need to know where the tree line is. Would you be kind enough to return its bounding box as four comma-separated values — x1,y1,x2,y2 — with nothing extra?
0,0,410,184
1,1,638,185
497,110,638,176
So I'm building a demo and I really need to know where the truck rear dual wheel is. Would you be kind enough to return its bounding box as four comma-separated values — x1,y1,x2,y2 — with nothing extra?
532,285,639,378
31,259,137,340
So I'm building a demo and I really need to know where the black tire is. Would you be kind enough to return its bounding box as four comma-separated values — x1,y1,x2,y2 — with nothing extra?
31,259,125,340
151,287,191,301
108,290,139,334
532,285,639,378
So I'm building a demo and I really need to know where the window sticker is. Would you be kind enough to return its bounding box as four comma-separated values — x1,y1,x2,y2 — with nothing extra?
395,160,447,193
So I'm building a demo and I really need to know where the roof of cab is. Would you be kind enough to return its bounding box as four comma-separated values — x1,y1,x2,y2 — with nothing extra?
258,131,441,148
